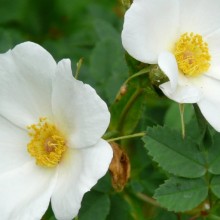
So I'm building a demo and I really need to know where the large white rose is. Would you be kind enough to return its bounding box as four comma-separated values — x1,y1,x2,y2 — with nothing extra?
122,0,220,131
0,42,113,220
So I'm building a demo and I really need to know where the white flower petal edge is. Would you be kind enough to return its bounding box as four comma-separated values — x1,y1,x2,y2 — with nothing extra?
158,52,178,92
52,59,110,149
0,42,56,128
122,0,179,63
160,81,202,104
196,75,220,132
205,30,220,80
0,162,57,220
0,116,31,175
51,139,113,220
57,58,74,79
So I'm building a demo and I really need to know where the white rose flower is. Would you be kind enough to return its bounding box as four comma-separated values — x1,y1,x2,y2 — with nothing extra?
122,0,220,131
0,42,113,220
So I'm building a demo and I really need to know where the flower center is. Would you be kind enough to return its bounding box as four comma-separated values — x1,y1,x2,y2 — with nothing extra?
174,32,211,77
27,117,67,168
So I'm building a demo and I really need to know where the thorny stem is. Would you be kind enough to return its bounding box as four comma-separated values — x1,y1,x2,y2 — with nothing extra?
179,103,185,139
106,132,146,142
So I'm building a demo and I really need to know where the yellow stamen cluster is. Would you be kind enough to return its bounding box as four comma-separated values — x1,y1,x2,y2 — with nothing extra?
27,117,66,168
174,32,211,77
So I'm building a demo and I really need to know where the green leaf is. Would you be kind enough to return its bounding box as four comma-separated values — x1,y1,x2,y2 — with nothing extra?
109,87,134,132
89,37,128,103
164,103,194,131
153,209,177,220
193,104,208,135
125,52,145,75
210,176,220,198
109,87,145,134
207,134,220,174
42,203,54,220
185,117,203,144
0,0,27,24
78,191,110,220
207,215,220,220
107,195,133,220
121,90,145,134
143,126,206,178
93,19,119,41
92,172,113,193
154,177,208,212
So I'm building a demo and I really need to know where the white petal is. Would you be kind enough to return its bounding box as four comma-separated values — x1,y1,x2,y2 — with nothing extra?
0,162,57,220
0,116,31,174
196,75,220,131
158,51,179,91
121,0,180,63
0,42,57,128
52,62,110,149
198,99,220,131
204,30,220,80
51,139,113,220
158,54,202,103
180,0,220,35
160,81,202,103
57,59,73,79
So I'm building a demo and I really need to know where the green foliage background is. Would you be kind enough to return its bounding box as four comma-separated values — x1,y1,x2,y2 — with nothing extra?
2,0,220,219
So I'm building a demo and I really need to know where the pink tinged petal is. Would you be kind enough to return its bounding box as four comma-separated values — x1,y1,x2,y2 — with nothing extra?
51,139,113,220
0,42,57,128
52,61,110,149
196,75,220,131
0,116,31,174
121,0,180,63
158,51,179,91
0,162,57,220
180,0,220,35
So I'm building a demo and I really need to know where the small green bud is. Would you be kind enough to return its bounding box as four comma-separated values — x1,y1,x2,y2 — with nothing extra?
121,0,131,9
149,65,168,87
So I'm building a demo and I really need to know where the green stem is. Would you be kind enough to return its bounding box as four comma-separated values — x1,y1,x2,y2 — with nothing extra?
205,172,213,210
179,103,185,139
124,67,150,85
176,213,182,220
136,192,161,207
118,89,142,132
115,67,150,101
106,132,146,142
